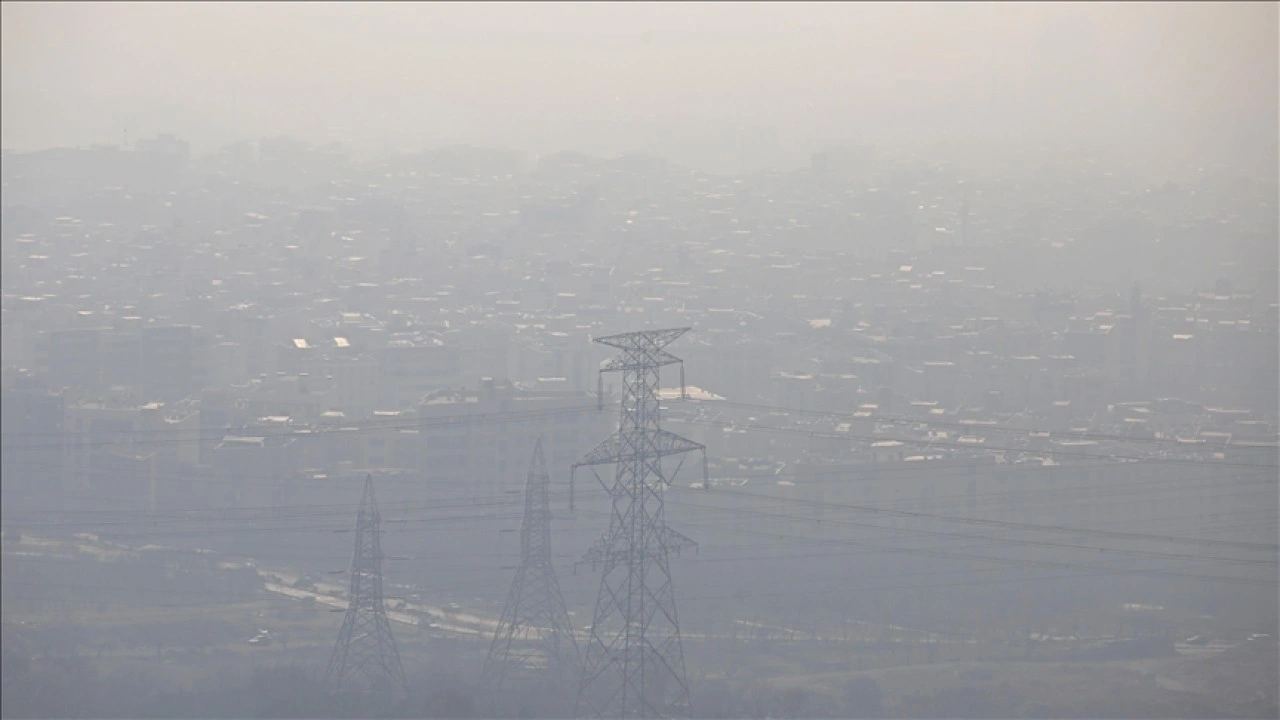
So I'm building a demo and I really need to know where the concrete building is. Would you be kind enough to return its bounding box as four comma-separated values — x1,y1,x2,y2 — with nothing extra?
61,397,200,513
377,337,461,411
0,385,65,518
417,378,609,498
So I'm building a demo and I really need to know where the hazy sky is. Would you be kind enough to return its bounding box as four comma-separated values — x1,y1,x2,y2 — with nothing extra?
2,1,1276,171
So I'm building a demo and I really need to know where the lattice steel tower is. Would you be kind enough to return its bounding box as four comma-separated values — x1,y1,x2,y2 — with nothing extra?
573,327,708,719
326,474,408,695
481,439,580,689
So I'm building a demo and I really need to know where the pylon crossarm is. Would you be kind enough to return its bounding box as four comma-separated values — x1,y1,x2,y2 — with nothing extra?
669,454,687,489
593,327,690,352
579,526,621,567
573,431,704,471
660,526,697,556
599,348,683,374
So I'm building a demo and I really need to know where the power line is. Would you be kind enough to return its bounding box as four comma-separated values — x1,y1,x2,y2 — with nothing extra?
8,511,1272,628
7,396,1274,474
0,403,613,449
614,506,1277,587
665,496,1276,567
13,504,1264,572
4,452,1270,519
707,398,1279,452
5,472,1272,560
678,416,1279,469
704,485,1279,553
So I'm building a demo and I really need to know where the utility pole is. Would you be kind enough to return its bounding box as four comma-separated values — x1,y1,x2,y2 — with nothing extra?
574,328,708,719
326,474,408,695
481,439,580,690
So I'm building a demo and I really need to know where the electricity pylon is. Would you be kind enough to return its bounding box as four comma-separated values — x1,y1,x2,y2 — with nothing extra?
326,474,408,695
574,327,708,719
480,439,580,689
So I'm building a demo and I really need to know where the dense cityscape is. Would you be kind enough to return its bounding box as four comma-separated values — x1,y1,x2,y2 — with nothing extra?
2,3,1277,718
2,129,1276,718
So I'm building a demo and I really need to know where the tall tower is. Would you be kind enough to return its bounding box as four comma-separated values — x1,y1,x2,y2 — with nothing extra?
574,328,707,719
326,474,407,695
481,439,580,689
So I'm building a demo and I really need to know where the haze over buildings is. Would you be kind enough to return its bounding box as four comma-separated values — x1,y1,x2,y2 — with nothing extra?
1,2,1277,719
3,2,1276,176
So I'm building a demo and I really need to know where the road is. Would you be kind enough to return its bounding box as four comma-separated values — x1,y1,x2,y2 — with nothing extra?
260,569,490,637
